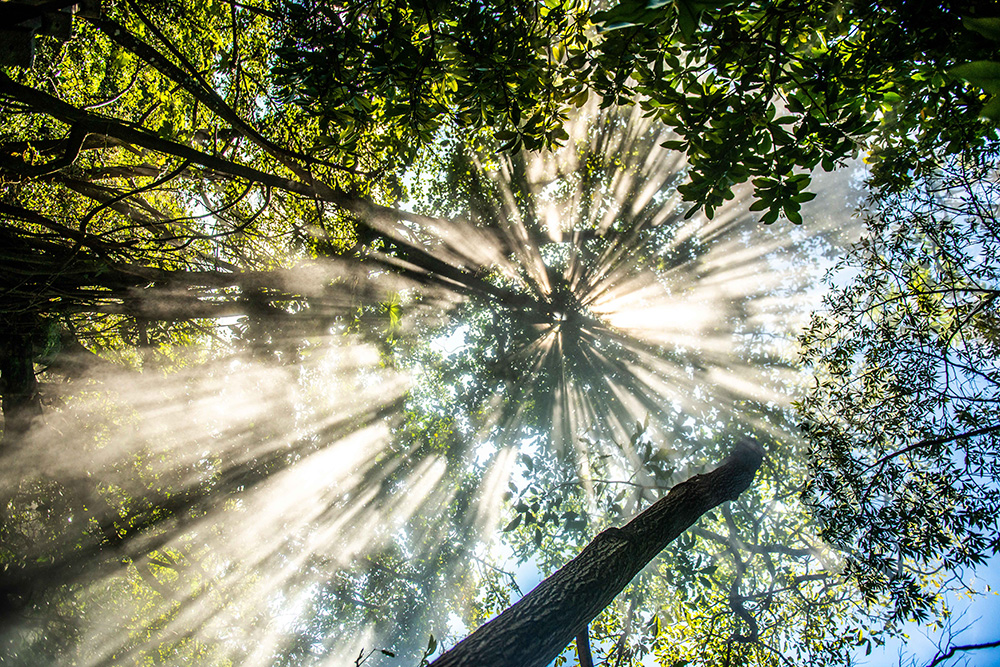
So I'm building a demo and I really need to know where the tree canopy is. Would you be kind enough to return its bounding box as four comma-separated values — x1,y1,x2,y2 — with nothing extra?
274,0,1000,221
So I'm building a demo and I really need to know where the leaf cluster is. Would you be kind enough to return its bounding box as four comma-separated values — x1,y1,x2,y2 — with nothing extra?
272,0,591,157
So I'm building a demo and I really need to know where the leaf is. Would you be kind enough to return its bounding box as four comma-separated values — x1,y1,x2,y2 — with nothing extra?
963,17,1000,41
949,61,1000,94
381,650,396,657
504,515,522,531
980,95,1000,122
499,134,522,153
675,0,700,39
592,0,660,30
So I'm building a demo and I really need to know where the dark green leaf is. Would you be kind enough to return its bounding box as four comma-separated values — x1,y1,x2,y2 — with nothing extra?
950,61,1000,94
963,17,1000,41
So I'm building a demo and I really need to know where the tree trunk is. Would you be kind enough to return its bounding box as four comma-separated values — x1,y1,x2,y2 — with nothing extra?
0,314,42,443
430,442,764,667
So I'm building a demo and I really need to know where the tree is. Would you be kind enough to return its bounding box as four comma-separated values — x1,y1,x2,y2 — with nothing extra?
798,144,1000,625
6,1,999,665
587,0,1000,217
390,115,875,667
2,58,850,664
429,442,764,667
271,0,590,155
0,0,513,441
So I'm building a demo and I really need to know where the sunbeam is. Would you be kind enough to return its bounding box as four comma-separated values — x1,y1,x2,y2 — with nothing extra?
0,105,860,667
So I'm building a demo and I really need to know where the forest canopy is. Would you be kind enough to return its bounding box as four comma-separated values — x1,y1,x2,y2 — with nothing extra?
1,1,999,666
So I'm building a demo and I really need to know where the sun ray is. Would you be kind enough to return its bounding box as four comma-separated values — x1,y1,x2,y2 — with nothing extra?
0,104,861,666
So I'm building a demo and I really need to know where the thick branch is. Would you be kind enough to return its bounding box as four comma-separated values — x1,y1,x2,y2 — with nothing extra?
576,628,594,667
430,442,764,667
0,123,88,177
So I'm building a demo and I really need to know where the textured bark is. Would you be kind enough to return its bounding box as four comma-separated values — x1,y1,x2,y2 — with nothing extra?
430,442,765,667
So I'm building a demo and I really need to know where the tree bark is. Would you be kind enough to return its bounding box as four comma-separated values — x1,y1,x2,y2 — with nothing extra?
430,441,765,667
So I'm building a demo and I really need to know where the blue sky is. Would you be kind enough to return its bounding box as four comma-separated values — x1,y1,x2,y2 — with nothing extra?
863,555,1000,667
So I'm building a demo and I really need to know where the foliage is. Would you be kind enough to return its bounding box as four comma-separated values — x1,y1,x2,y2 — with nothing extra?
798,145,1000,624
588,0,1000,219
0,4,447,662
949,18,1000,122
275,0,1000,223
273,0,591,155
0,0,410,372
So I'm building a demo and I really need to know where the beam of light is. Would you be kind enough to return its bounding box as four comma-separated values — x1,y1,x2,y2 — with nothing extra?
0,104,864,667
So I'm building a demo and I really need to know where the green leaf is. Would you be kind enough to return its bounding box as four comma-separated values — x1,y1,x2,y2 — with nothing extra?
949,61,1000,94
504,515,522,531
499,135,522,153
570,89,590,107
676,1,700,39
963,17,1000,41
980,95,1000,122
592,0,660,30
